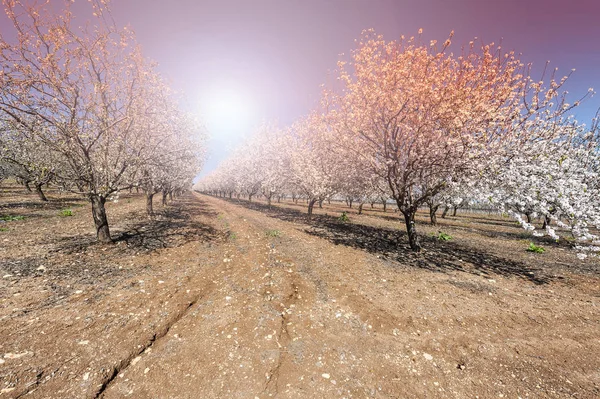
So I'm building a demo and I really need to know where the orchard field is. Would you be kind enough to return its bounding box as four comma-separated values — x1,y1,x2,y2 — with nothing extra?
1,1,600,398
1,183,598,398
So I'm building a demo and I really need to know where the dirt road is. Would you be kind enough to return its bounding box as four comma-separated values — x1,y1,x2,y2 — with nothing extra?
102,194,600,398
1,192,599,398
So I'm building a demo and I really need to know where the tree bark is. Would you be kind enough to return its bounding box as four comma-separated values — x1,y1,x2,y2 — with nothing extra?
24,180,32,192
161,191,168,206
441,206,449,219
146,192,154,216
381,198,387,212
542,215,551,229
91,195,111,243
248,194,253,202
429,204,439,225
402,209,421,252
318,199,323,208
267,194,272,206
525,212,532,224
35,183,48,202
348,198,353,208
452,206,458,217
307,198,317,219
358,203,364,215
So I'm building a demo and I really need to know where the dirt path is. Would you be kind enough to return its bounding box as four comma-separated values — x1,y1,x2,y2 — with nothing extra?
98,194,599,399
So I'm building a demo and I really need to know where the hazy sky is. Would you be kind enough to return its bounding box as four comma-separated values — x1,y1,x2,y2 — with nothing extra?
3,0,600,176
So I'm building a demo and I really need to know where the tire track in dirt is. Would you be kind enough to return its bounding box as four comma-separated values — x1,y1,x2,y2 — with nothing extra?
100,195,311,398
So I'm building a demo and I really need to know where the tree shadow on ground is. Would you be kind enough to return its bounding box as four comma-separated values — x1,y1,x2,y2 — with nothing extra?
0,197,87,212
51,194,224,255
216,196,552,285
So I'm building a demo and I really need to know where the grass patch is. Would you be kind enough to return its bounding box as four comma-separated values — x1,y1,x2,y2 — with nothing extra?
0,227,8,232
60,209,73,217
0,215,25,221
526,242,545,253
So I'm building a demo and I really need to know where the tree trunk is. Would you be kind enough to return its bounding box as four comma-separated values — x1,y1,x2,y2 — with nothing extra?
267,194,272,206
542,215,551,229
24,181,32,192
348,199,353,208
370,202,374,208
35,183,48,202
358,203,364,215
319,199,323,208
146,192,154,216
248,194,253,202
402,209,421,252
162,191,168,206
307,198,317,219
452,206,458,217
429,204,439,225
91,195,111,243
442,206,449,219
381,198,387,212
169,191,173,201
525,212,532,224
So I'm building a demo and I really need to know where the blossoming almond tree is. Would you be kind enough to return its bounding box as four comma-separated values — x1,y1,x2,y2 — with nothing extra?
326,30,571,251
0,119,60,201
486,116,600,257
286,115,345,218
0,0,197,242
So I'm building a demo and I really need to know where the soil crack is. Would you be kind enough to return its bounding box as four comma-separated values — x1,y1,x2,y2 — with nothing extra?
262,274,299,396
93,294,203,398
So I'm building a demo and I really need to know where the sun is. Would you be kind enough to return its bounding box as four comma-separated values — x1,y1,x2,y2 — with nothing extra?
202,87,255,135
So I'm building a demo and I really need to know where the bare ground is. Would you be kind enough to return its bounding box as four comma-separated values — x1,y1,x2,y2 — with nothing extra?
1,187,599,398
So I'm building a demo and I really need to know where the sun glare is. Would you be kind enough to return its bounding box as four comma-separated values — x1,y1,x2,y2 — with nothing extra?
202,87,255,135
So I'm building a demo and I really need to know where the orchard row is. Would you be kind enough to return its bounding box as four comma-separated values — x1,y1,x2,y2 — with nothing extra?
0,1,205,242
198,30,599,257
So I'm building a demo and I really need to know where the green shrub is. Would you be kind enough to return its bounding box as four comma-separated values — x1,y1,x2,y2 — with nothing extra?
60,209,73,217
338,211,350,223
437,231,452,241
0,227,8,232
526,242,545,253
265,229,281,237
